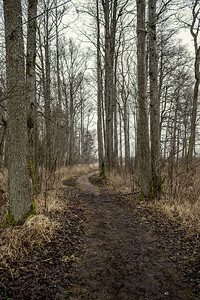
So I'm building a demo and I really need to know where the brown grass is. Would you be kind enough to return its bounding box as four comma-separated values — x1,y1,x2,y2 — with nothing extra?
107,165,200,232
0,215,59,268
0,163,98,269
107,171,134,194
157,163,200,231
55,163,98,183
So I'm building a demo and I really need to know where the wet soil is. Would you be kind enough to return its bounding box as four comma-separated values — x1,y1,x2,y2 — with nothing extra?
0,173,200,299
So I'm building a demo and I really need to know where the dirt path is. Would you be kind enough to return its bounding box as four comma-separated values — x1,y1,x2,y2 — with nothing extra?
72,173,196,299
0,173,199,299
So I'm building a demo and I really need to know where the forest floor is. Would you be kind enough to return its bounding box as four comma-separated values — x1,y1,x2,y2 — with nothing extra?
0,172,200,299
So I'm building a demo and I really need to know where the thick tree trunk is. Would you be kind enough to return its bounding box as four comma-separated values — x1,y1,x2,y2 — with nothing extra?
136,0,152,197
148,0,162,196
3,0,33,223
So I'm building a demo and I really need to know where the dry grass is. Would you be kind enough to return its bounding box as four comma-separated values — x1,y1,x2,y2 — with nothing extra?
108,171,134,194
107,165,200,232
0,163,98,269
157,163,200,231
0,215,59,269
55,163,98,184
36,163,98,215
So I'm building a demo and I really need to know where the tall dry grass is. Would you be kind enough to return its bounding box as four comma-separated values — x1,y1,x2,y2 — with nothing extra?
55,163,98,183
157,161,200,230
107,171,136,194
0,163,98,269
107,164,200,232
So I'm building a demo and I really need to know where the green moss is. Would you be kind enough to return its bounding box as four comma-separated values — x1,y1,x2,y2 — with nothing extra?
3,201,36,227
3,211,17,227
23,200,37,222
100,161,107,179
139,192,145,199
77,184,83,190
150,175,163,199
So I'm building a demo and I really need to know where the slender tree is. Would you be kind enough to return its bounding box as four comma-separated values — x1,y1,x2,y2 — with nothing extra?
187,0,200,171
96,0,104,176
136,0,152,197
26,0,38,185
148,0,162,196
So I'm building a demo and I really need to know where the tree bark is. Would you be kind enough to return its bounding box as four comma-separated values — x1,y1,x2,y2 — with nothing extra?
136,0,152,197
96,0,104,176
148,0,162,196
102,0,117,172
44,2,52,171
26,0,38,185
3,0,33,223
187,2,200,172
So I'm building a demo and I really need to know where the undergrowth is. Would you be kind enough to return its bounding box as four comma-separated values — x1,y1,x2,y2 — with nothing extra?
107,164,200,233
0,163,98,269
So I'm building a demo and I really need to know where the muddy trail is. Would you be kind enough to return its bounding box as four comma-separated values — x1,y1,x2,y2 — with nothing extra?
0,173,199,299
73,174,197,300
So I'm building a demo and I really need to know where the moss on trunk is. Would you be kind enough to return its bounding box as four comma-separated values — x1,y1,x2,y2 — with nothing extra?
3,200,36,227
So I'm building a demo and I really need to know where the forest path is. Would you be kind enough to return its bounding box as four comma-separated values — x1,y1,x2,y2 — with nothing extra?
0,173,198,299
71,173,196,299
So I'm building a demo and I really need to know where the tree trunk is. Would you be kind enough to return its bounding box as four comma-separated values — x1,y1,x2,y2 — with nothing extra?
44,3,52,171
69,78,74,165
187,47,200,171
26,0,38,186
148,0,162,196
187,1,200,172
103,0,117,172
136,0,152,197
55,1,63,168
96,0,104,176
119,108,123,169
0,90,6,170
3,0,33,223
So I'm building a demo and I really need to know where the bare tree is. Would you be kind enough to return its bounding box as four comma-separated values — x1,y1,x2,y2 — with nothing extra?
148,0,162,196
26,0,38,186
187,0,200,171
96,0,104,176
136,0,152,197
3,0,33,223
